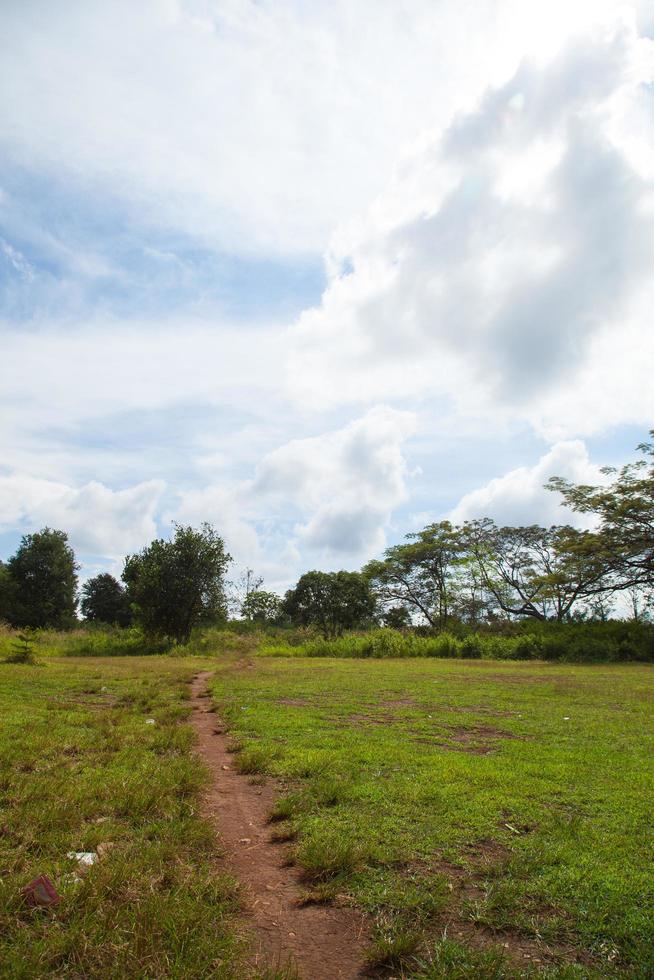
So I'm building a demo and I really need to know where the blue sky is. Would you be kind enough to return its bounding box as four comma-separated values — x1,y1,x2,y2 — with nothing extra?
1,0,653,591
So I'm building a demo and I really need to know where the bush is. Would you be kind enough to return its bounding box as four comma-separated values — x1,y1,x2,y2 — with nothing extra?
260,621,654,663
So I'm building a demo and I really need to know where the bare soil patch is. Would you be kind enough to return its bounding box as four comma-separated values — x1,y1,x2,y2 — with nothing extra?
414,724,528,755
409,851,598,973
191,671,371,980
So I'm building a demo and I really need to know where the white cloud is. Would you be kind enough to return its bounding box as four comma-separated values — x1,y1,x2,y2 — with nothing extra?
0,472,164,557
289,14,654,439
450,440,605,527
1,1,650,587
0,318,283,433
0,0,636,257
253,405,417,556
173,407,417,584
0,0,494,256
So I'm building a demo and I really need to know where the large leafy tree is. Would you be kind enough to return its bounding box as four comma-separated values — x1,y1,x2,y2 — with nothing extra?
123,523,231,644
464,519,611,621
548,434,654,590
0,561,14,623
80,573,132,627
281,570,375,638
364,521,468,627
6,528,78,629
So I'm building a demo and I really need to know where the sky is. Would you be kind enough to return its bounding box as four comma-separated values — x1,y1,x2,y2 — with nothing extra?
1,0,653,592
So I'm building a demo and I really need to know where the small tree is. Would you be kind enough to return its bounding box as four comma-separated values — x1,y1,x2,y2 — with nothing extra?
241,589,281,624
123,523,231,644
6,528,78,629
81,573,132,626
281,570,376,638
5,629,37,664
228,567,264,619
381,605,412,629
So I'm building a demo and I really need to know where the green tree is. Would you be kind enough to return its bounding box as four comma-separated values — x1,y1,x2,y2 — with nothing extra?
81,573,132,626
548,433,654,590
123,523,231,644
281,570,375,638
364,522,468,627
381,605,412,629
464,519,611,622
0,561,14,623
6,528,78,629
227,567,264,618
241,589,281,623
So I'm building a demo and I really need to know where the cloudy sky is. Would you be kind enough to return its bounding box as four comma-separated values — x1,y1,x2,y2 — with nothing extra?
1,0,653,590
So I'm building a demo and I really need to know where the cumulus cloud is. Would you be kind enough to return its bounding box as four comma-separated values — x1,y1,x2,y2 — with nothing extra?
253,406,417,555
1,1,650,585
173,407,417,583
450,440,605,527
0,472,164,557
289,13,654,437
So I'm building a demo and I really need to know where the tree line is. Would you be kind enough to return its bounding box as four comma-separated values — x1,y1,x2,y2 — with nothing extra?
1,433,652,643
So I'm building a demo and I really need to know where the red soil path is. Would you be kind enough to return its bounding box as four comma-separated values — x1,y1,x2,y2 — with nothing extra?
190,671,371,979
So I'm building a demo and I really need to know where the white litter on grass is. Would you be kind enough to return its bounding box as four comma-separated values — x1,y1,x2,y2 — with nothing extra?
563,716,571,721
67,851,98,866
145,718,156,725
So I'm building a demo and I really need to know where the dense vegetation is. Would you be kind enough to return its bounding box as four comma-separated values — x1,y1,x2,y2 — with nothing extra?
1,434,653,662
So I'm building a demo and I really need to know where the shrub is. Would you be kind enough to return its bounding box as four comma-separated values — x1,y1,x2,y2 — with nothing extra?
259,621,654,663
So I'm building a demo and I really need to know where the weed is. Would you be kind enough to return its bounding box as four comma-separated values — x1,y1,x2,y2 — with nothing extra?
235,746,273,774
268,793,305,823
296,831,371,881
367,920,423,969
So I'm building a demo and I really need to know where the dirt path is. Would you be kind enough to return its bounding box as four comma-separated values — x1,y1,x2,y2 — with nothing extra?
190,671,371,979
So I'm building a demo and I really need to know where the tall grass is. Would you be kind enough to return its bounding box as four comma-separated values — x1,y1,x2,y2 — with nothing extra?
261,622,654,663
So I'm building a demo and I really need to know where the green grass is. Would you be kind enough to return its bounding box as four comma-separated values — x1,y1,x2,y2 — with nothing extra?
209,655,654,977
0,655,242,978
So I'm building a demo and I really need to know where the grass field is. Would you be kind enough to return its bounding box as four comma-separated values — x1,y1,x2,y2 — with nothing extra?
2,642,653,978
0,656,243,979
210,654,654,978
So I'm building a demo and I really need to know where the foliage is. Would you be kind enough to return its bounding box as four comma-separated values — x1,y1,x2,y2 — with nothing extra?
81,572,132,626
0,561,13,623
548,432,654,590
241,589,282,623
464,519,612,621
261,621,654,662
281,570,376,638
123,523,231,644
365,518,615,627
5,528,78,629
364,521,472,628
4,629,37,664
227,566,263,618
381,605,413,629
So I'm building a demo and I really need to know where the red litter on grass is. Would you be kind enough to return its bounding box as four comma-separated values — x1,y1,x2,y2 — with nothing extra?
22,875,61,907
